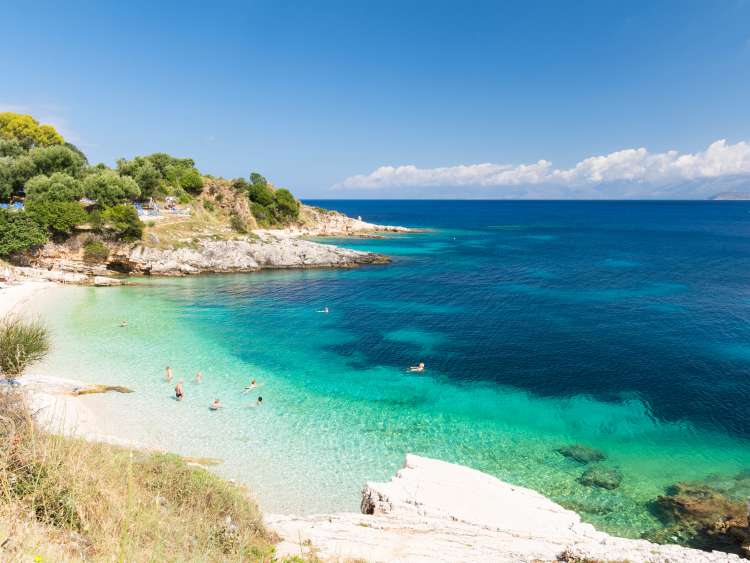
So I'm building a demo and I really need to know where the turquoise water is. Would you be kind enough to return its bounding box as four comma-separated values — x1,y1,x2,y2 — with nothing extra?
31,201,750,539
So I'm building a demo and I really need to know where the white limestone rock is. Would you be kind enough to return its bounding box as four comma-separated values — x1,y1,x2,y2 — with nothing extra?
268,454,742,563
129,236,386,275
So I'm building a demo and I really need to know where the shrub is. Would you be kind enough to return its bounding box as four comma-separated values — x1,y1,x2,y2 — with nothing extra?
248,182,274,206
202,200,215,212
179,168,204,194
250,202,274,227
249,172,267,188
230,212,247,233
273,188,300,220
82,239,109,263
83,170,141,207
26,200,88,236
231,178,249,192
177,192,192,205
0,316,49,378
0,210,48,257
100,205,144,242
24,172,84,202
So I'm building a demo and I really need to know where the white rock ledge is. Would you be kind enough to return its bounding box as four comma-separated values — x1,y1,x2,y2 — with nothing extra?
268,454,741,563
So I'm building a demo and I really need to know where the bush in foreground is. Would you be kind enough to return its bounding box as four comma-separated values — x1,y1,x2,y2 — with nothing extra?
0,316,50,379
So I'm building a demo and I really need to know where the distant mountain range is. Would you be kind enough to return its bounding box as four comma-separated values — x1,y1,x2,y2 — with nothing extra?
709,192,750,200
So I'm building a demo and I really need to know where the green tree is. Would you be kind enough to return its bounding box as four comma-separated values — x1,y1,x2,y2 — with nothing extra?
248,183,274,206
100,204,143,241
272,188,300,220
0,155,36,200
83,170,140,207
147,153,195,178
63,142,88,164
179,168,203,193
117,157,161,199
29,145,87,178
0,113,64,148
26,200,88,236
24,173,84,202
250,172,267,188
0,210,48,257
250,202,274,227
0,139,25,158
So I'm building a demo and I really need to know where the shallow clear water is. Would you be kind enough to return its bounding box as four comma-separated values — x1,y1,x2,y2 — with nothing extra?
31,200,750,538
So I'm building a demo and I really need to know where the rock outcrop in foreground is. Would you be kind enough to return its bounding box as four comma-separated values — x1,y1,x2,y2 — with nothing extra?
268,455,742,562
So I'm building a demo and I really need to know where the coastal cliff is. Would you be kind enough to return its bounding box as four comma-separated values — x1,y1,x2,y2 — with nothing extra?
269,455,743,562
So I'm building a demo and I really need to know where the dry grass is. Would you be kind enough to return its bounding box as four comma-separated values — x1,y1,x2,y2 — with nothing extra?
0,390,277,562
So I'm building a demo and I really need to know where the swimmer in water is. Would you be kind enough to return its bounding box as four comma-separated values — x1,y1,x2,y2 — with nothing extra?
120,320,128,327
317,307,329,314
175,381,184,401
408,362,425,373
195,371,203,383
244,378,257,392
165,366,173,382
210,399,222,411
256,396,263,406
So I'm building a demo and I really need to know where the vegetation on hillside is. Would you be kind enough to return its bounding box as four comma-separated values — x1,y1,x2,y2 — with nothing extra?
0,112,303,261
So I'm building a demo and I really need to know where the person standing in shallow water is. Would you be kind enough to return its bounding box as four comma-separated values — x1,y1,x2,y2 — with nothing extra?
195,371,202,383
175,381,184,401
165,366,173,382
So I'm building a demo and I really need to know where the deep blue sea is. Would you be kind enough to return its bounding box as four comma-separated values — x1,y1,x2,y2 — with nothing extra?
36,200,750,538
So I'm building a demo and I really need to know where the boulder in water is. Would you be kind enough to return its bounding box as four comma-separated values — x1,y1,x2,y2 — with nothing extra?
578,465,622,490
648,481,749,557
556,444,606,464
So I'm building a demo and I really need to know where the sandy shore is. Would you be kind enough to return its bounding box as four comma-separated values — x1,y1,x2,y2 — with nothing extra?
0,280,140,447
0,279,55,317
17,373,141,448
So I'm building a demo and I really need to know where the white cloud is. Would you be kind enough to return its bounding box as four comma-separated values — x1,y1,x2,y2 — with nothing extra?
337,140,750,192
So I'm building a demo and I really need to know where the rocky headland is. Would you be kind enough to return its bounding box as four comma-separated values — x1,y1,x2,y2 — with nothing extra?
15,202,411,279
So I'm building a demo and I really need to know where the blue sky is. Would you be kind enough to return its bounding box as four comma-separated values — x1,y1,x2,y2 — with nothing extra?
3,0,749,198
